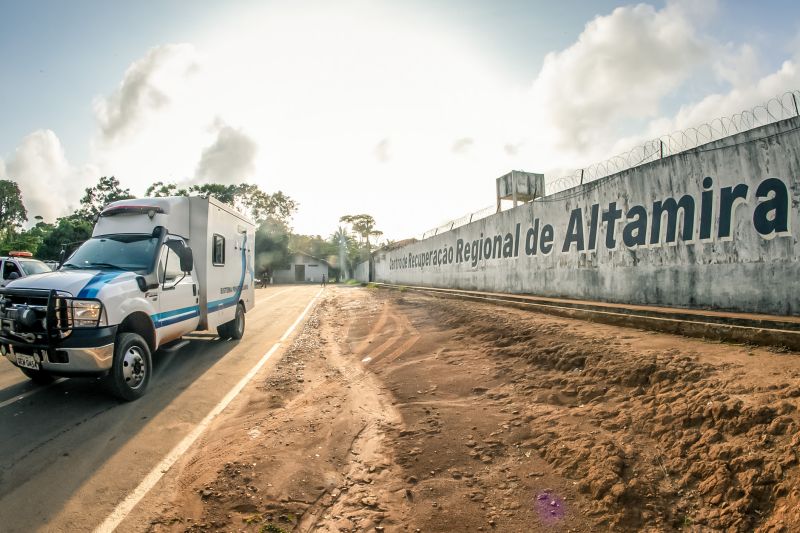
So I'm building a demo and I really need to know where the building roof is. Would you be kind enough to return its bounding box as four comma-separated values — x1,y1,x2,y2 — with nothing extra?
289,250,332,267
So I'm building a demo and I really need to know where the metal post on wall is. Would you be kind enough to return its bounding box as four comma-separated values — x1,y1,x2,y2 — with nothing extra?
660,140,664,159
579,169,584,185
793,93,799,117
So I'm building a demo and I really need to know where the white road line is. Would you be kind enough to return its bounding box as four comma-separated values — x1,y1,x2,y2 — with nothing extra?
0,377,68,410
280,290,322,340
94,287,323,533
256,287,293,302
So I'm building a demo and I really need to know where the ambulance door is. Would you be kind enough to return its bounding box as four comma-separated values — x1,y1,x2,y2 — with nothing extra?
155,237,200,344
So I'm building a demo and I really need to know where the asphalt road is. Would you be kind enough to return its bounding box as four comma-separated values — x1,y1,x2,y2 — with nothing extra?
0,285,321,533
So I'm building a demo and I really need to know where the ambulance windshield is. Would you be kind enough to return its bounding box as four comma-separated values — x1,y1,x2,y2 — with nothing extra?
63,234,159,272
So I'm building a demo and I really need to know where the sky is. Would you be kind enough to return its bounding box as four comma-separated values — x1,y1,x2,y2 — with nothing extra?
2,0,800,241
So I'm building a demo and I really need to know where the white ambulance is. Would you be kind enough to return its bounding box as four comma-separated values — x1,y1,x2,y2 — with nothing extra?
0,196,255,400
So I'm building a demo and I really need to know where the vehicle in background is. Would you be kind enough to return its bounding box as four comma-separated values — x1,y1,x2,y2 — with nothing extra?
0,196,255,400
0,251,53,287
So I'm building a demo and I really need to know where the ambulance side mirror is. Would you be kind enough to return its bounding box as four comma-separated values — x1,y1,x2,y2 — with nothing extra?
179,247,194,273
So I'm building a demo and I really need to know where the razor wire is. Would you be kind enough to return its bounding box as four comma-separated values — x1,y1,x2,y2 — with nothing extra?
547,90,800,194
419,90,800,240
421,204,496,240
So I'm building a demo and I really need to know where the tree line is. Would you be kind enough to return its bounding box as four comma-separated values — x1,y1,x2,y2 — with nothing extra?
0,177,384,280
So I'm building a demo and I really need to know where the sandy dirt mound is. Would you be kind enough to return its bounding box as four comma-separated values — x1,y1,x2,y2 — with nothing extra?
149,287,800,532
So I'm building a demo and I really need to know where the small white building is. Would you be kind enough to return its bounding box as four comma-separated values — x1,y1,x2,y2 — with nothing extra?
272,252,331,283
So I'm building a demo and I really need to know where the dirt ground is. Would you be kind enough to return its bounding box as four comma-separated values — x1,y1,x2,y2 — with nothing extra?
148,286,800,532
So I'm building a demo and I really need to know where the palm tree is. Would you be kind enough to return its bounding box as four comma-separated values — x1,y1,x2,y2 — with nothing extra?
333,226,350,280
339,214,383,255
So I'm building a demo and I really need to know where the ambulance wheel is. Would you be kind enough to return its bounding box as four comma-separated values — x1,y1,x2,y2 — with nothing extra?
217,303,245,340
107,332,152,401
20,367,56,385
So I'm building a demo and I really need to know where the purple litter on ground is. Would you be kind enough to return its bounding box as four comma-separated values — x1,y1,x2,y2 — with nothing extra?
534,492,566,523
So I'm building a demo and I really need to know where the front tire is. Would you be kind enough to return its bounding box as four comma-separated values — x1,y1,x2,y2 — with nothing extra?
217,303,245,340
20,367,56,385
107,332,152,401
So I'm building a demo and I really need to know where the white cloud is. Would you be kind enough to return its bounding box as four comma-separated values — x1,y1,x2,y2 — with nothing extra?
88,43,242,192
606,60,800,159
714,43,762,88
451,137,474,154
94,44,200,145
0,130,95,222
527,1,711,157
664,62,800,131
194,120,258,184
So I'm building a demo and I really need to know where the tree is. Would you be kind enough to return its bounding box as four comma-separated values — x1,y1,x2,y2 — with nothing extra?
0,180,28,243
2,217,52,256
339,214,382,254
78,176,135,219
235,185,298,226
144,181,188,197
187,183,238,204
254,216,292,280
35,215,93,261
332,226,354,280
144,181,298,226
289,234,337,259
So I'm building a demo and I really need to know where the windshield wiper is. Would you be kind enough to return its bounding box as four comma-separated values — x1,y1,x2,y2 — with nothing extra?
61,263,85,269
84,262,132,271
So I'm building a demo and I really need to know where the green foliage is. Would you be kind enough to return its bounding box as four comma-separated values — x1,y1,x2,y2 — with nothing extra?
1,218,52,256
36,215,93,260
339,214,382,251
78,176,135,219
337,215,383,278
0,180,28,243
188,183,238,204
254,217,292,278
235,184,297,225
144,181,188,197
144,182,298,226
289,234,338,260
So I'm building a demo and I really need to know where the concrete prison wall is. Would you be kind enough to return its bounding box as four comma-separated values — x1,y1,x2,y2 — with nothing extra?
373,116,800,316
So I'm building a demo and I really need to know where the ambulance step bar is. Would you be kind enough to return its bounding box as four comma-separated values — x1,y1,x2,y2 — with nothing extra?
158,339,190,353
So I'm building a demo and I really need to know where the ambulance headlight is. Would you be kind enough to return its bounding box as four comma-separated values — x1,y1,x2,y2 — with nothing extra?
68,300,107,328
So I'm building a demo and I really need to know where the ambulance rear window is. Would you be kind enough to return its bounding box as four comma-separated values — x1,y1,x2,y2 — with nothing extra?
213,234,225,265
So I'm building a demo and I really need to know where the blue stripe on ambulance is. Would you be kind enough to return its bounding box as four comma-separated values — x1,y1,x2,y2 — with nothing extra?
77,271,125,298
151,305,200,328
208,234,248,314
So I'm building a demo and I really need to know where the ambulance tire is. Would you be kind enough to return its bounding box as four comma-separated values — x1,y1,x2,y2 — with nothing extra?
217,303,245,340
20,367,56,385
107,332,152,401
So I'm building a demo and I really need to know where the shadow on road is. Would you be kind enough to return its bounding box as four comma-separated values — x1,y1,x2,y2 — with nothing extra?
0,335,239,531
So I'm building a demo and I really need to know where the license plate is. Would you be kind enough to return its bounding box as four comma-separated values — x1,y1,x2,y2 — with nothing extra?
16,352,39,370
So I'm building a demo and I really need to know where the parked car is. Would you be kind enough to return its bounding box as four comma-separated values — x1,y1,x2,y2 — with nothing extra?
0,251,53,287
